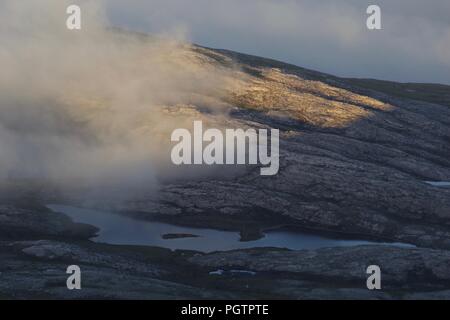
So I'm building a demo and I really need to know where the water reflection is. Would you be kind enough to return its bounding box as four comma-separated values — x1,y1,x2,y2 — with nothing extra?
48,204,413,253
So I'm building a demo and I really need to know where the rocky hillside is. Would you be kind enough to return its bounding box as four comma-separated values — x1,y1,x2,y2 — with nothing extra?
105,41,450,250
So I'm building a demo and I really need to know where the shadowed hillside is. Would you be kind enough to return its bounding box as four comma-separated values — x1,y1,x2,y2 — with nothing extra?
345,78,450,108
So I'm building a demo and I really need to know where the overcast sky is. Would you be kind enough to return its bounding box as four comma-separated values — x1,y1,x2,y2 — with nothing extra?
104,0,450,84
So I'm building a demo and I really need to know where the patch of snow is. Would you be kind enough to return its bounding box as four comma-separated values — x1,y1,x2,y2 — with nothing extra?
209,269,224,276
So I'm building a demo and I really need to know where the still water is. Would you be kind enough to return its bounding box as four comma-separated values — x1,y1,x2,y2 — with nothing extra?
48,204,413,253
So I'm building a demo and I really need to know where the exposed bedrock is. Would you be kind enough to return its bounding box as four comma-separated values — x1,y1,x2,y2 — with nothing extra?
107,46,450,250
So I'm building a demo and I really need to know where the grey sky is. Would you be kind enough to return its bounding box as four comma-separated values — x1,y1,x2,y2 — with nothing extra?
104,0,450,85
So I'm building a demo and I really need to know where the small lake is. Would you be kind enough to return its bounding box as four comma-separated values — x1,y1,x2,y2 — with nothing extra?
48,204,414,253
425,181,450,187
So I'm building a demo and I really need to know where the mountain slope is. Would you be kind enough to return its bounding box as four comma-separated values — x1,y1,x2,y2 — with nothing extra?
108,41,450,249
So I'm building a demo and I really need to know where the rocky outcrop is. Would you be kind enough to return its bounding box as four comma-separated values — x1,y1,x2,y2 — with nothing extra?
190,246,450,284
190,246,450,299
5,237,450,299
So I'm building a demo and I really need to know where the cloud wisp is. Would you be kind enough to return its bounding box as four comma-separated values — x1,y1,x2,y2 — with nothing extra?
0,0,239,200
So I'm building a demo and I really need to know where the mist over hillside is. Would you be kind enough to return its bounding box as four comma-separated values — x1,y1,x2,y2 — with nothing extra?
0,1,248,199
1,0,450,300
